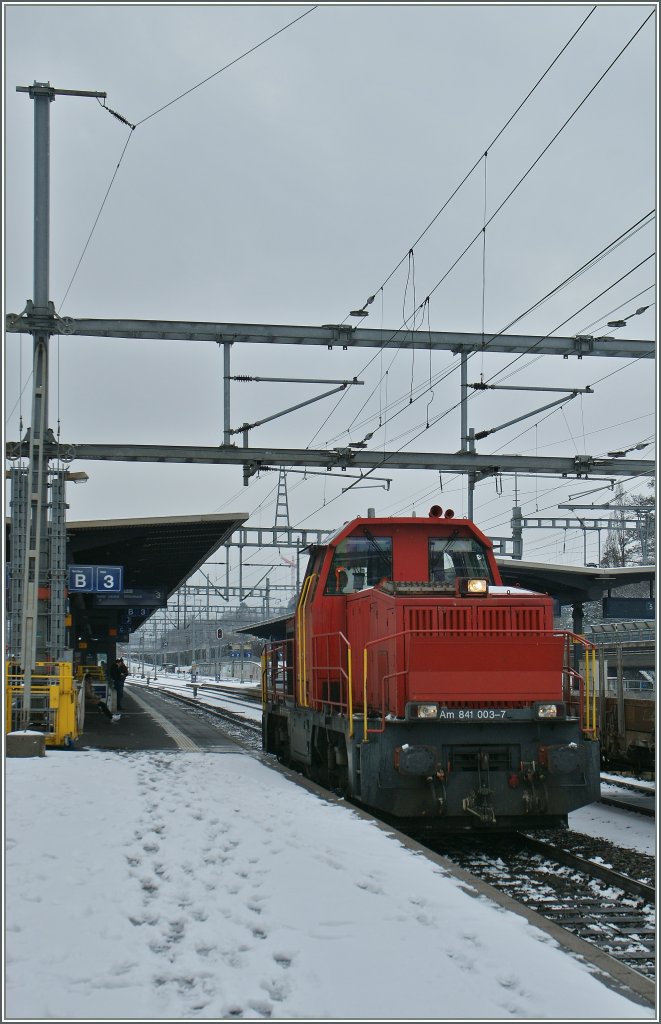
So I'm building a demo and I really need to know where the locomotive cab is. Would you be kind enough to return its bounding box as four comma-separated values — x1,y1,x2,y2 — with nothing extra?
261,507,600,831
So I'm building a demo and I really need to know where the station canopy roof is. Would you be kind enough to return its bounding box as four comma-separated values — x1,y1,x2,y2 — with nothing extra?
495,558,656,606
69,512,248,634
6,512,248,639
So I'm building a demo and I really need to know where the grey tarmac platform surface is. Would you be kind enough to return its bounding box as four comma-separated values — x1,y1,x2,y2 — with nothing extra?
77,683,243,753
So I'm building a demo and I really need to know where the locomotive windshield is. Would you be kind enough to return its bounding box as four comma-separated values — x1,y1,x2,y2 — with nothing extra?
324,534,393,594
429,536,493,583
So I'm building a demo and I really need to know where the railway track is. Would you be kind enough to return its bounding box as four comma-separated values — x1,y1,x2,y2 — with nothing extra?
137,682,263,744
600,774,655,818
411,828,656,983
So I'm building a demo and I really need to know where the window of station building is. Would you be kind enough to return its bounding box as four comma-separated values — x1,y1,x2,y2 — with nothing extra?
429,536,493,584
324,534,393,595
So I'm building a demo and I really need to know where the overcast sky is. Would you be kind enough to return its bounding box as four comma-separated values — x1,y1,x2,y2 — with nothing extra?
3,2,657,598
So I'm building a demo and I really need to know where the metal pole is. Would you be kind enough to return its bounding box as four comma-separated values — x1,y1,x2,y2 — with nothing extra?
616,646,625,751
467,428,476,521
223,342,231,444
15,82,107,723
460,349,468,451
19,83,55,722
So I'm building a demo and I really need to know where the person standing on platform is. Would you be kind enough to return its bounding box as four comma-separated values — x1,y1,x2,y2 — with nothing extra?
118,658,129,703
109,658,124,710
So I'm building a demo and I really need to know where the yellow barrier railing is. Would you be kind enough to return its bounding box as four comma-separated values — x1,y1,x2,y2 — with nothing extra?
295,573,317,707
561,632,598,739
359,627,599,742
5,661,79,747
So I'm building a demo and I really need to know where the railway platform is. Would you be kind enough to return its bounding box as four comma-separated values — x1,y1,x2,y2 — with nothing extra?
77,682,246,754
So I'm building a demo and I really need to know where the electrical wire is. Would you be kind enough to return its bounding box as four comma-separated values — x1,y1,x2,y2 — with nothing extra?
343,6,598,317
135,7,318,127
59,130,134,310
306,8,610,449
315,210,654,455
57,7,319,313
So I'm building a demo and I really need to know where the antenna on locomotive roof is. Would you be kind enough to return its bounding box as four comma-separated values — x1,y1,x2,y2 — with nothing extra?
367,507,376,518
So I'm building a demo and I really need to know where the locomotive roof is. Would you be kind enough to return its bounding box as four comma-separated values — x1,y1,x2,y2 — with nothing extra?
323,514,491,547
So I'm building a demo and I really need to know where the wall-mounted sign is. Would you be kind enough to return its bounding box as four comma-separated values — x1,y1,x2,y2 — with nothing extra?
68,565,124,593
94,586,165,608
602,597,655,618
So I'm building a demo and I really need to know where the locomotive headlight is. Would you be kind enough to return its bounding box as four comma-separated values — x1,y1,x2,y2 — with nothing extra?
414,703,439,719
456,577,489,596
536,703,558,718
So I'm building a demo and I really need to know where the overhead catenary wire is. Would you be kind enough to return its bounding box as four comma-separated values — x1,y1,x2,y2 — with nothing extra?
329,9,656,438
134,6,318,127
298,247,655,523
306,8,605,446
56,6,319,314
316,199,654,456
410,9,655,320
316,232,655,457
576,284,656,335
343,6,598,317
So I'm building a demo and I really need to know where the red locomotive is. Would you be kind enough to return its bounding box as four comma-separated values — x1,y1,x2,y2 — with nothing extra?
259,506,601,830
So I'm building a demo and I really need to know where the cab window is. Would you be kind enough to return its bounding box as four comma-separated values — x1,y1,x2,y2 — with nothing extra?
324,534,393,594
429,537,492,583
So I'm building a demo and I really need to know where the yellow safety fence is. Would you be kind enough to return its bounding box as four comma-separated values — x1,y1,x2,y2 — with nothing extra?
5,661,80,748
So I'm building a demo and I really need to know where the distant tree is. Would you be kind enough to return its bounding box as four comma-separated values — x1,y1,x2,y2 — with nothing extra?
600,483,655,566
630,489,655,564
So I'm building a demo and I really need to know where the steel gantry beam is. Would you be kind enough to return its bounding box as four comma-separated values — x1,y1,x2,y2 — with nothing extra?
5,314,655,360
5,438,654,479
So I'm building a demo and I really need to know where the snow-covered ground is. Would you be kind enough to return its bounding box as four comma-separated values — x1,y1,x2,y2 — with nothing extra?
4,676,656,1021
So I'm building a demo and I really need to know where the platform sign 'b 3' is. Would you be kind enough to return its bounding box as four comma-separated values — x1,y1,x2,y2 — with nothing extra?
96,566,123,592
68,564,123,593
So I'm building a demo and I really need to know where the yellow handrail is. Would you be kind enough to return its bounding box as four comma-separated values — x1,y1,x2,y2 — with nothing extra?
562,631,598,739
597,647,601,737
296,574,317,707
346,636,353,738
295,576,311,704
359,626,598,741
583,646,598,738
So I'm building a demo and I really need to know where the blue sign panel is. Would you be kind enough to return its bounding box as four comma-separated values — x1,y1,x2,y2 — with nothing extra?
95,587,165,608
602,597,655,619
69,565,124,594
68,566,95,592
95,566,123,593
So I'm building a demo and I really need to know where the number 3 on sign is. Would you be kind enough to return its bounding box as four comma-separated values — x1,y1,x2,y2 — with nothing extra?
95,566,123,593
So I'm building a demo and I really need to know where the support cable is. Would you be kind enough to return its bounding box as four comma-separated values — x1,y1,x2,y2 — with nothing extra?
135,7,318,127
344,6,598,317
309,9,605,445
300,250,655,520
316,209,654,453
57,7,318,312
337,8,654,412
